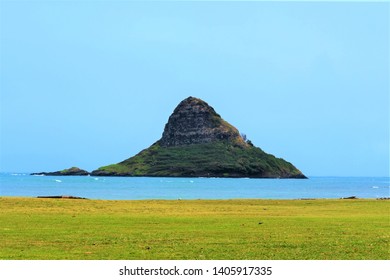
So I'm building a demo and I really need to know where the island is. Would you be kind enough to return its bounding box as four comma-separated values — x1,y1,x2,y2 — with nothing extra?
31,167,90,176
91,97,306,178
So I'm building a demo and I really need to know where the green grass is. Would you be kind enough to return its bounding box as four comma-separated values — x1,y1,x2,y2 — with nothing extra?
0,197,388,260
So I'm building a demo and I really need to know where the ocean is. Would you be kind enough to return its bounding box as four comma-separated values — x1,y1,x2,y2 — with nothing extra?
0,173,388,200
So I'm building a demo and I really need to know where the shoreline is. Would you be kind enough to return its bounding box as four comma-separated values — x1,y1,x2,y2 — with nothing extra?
1,196,389,201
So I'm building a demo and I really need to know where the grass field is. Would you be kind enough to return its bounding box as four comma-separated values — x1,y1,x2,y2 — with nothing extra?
0,197,388,260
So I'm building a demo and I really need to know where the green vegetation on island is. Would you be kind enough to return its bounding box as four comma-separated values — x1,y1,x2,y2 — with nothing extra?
93,140,305,178
0,197,388,260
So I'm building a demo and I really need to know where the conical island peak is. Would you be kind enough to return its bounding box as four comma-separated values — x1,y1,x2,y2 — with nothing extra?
161,96,246,147
92,97,306,178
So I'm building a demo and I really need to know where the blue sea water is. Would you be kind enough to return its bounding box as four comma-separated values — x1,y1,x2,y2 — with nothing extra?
0,173,389,200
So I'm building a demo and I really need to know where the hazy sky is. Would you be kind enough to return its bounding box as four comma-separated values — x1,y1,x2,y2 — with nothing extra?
1,1,389,176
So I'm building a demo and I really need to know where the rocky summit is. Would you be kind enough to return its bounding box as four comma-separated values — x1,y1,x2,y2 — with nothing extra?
91,97,306,178
160,97,245,147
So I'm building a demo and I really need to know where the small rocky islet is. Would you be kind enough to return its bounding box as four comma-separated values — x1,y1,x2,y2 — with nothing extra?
31,167,89,176
32,97,306,179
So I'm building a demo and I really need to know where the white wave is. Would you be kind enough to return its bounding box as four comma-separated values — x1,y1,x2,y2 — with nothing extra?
372,186,379,189
55,179,62,183
190,180,194,183
94,178,99,181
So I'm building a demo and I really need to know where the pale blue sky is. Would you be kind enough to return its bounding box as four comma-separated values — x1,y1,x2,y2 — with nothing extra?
0,1,389,176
